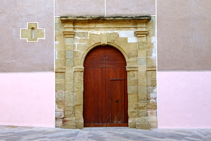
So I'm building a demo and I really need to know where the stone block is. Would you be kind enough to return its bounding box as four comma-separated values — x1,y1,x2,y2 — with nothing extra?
65,106,74,118
136,117,149,124
151,79,157,87
76,32,88,38
56,91,65,106
128,94,138,104
129,118,136,128
66,50,73,59
138,58,146,66
138,42,147,50
88,34,101,46
57,50,65,59
75,117,84,129
107,33,118,43
147,71,156,79
65,91,74,105
100,33,107,45
150,93,157,99
147,103,157,109
136,124,151,129
138,86,147,94
62,118,76,129
128,110,138,118
138,49,146,58
147,57,156,68
55,59,65,70
147,110,157,116
148,116,157,124
66,45,75,50
65,72,73,81
56,73,65,79
77,44,86,52
150,123,157,128
75,92,83,105
55,112,64,119
65,38,74,45
75,105,83,117
79,39,87,44
137,102,147,109
128,86,138,94
66,59,73,67
56,82,65,91
128,79,138,86
55,119,63,127
139,110,147,117
139,94,147,101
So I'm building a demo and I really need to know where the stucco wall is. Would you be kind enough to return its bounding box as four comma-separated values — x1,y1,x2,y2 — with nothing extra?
55,0,155,16
157,0,211,71
158,72,211,128
0,1,55,127
0,73,55,127
0,0,54,72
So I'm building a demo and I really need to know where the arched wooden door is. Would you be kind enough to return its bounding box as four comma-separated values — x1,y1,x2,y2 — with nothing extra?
83,46,128,127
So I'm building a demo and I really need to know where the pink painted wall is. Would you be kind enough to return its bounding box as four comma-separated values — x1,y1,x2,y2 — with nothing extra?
158,71,211,128
0,73,55,127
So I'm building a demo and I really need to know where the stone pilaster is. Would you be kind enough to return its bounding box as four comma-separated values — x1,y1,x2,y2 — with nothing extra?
62,23,76,129
135,23,151,129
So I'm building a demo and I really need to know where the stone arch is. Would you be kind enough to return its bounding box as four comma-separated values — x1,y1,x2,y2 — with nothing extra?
81,42,129,67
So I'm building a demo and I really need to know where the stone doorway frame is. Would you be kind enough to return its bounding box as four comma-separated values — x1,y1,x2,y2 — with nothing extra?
55,16,157,129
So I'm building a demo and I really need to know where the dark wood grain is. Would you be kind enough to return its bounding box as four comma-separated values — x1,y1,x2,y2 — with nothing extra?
83,46,128,127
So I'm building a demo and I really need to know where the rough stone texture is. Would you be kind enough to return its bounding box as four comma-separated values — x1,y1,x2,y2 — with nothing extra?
55,17,156,129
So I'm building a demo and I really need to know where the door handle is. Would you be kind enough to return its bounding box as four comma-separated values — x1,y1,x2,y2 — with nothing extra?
115,100,119,102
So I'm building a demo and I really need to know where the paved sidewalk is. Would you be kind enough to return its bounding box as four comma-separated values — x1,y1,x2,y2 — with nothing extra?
0,126,211,141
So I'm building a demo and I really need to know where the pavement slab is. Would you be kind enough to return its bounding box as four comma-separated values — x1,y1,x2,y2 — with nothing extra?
0,126,211,141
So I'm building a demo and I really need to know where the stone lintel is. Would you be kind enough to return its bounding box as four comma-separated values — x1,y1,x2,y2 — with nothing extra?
126,66,138,71
60,16,151,23
63,31,75,38
74,66,84,72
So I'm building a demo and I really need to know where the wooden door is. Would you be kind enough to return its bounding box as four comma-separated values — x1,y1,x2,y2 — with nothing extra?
83,46,128,127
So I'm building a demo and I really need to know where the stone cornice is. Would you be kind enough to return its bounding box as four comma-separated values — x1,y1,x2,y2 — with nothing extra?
135,30,148,37
60,16,151,23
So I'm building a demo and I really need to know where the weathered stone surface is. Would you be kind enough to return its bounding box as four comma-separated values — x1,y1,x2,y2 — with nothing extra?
107,33,118,43
55,112,64,119
75,117,84,129
129,118,136,128
56,73,65,79
139,110,147,117
136,123,151,129
56,91,65,108
62,118,76,129
76,32,88,38
147,103,157,109
56,82,65,91
65,38,74,45
55,119,63,127
136,117,149,124
128,110,138,118
148,116,157,124
55,17,156,129
139,94,147,101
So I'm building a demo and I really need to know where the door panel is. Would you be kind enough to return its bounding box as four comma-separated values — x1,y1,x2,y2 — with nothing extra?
84,46,128,127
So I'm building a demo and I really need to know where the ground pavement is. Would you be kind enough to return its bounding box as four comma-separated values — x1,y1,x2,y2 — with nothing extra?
0,126,211,141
